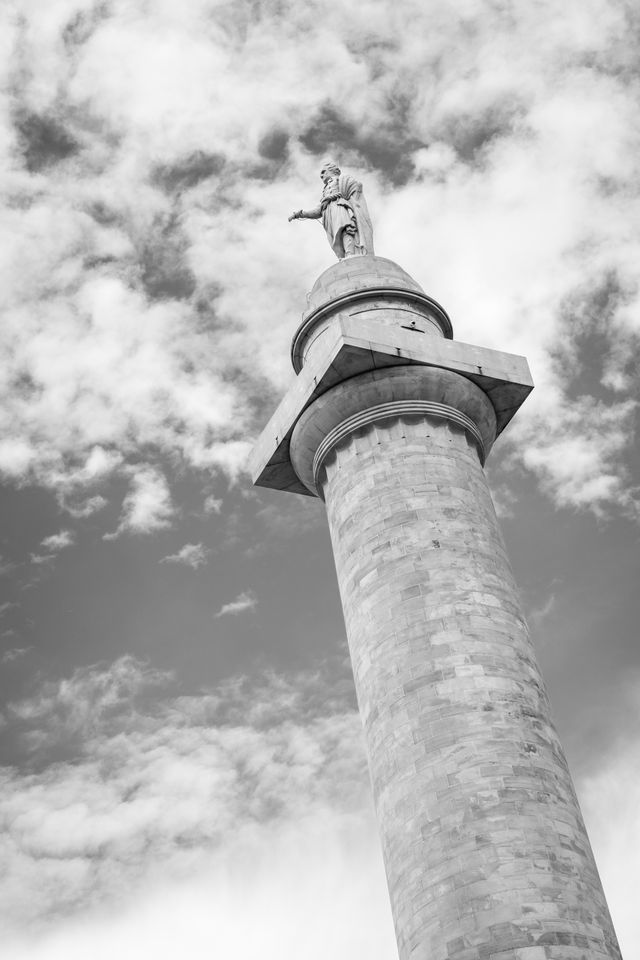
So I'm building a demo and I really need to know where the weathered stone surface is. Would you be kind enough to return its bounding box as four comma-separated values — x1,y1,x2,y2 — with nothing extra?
317,413,621,960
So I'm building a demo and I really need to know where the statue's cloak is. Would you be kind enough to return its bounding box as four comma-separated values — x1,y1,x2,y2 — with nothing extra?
321,174,375,258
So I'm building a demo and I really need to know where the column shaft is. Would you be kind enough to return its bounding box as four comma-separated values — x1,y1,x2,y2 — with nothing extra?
320,410,620,960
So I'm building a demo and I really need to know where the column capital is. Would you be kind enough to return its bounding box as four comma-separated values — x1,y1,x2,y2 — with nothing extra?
290,366,496,497
250,313,533,498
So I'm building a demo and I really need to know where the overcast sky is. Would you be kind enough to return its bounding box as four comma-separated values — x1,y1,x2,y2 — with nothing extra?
1,1,639,957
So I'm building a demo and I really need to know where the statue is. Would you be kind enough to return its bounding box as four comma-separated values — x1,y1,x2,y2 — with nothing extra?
288,159,374,259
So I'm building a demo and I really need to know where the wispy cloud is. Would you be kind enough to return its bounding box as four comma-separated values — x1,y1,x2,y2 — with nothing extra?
214,591,257,619
203,495,223,515
60,495,109,519
0,556,17,577
104,466,174,539
160,542,210,569
0,656,390,960
40,530,74,552
2,646,31,664
29,553,55,567
529,590,559,632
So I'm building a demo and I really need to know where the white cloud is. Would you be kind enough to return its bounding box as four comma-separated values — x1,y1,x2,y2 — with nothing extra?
104,466,174,538
2,821,393,960
40,530,75,552
1,655,636,960
160,542,210,569
203,495,223,515
214,590,256,618
0,656,395,960
29,553,55,566
0,0,636,523
579,728,640,958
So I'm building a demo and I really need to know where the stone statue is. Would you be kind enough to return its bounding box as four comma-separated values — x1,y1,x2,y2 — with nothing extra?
288,159,374,259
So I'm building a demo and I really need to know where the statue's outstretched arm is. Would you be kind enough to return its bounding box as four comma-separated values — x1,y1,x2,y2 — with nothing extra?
288,204,322,222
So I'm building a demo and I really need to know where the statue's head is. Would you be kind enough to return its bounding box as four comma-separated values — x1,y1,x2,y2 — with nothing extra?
320,158,340,182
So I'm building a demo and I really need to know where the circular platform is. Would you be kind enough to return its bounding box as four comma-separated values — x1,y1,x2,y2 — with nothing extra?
291,256,453,373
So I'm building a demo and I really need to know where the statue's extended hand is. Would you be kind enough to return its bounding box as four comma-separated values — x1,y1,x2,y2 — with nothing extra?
288,210,303,222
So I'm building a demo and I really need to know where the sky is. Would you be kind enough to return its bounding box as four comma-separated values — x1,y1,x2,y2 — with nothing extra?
0,0,639,957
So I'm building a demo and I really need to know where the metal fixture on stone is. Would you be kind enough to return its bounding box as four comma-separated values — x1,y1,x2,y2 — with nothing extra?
250,250,621,959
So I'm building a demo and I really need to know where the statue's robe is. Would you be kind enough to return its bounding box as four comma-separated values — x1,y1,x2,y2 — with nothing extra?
320,174,375,258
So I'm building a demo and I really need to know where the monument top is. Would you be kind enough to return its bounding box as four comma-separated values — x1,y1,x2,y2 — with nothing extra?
291,256,454,375
288,160,374,260
303,255,425,317
251,172,533,500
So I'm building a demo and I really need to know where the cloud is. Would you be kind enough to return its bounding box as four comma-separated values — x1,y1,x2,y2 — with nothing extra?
0,656,395,960
60,495,108,518
579,716,640,957
40,530,75,552
1,647,31,665
29,553,55,566
160,542,210,569
0,556,17,577
0,0,636,525
104,466,174,538
4,826,394,960
528,591,558,632
0,655,636,959
214,590,257,618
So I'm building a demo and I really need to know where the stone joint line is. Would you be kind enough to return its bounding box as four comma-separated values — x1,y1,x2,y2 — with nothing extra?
311,400,486,495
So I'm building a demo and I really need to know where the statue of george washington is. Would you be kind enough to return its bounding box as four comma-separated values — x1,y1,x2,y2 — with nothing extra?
288,159,374,259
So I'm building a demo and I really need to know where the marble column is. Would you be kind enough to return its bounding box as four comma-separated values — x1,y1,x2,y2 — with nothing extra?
251,256,621,960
